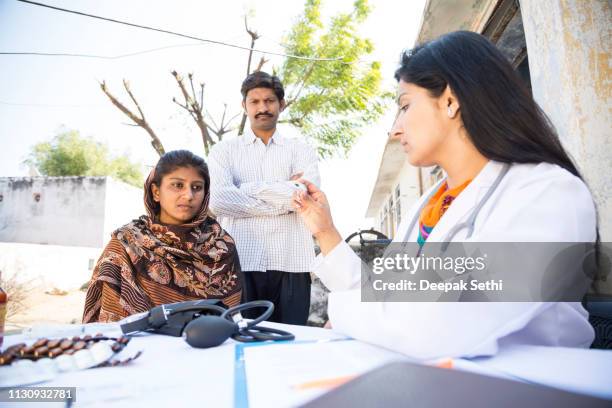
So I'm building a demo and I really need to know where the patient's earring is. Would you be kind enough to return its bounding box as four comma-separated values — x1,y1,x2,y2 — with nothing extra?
447,106,454,118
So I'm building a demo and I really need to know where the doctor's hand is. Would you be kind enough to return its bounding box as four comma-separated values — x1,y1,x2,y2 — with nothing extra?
292,179,342,255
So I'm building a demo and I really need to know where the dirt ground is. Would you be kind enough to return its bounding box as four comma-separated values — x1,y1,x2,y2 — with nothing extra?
5,288,86,334
3,280,329,333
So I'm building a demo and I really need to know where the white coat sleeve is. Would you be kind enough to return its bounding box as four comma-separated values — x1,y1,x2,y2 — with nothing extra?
474,166,597,242
312,166,596,360
312,244,551,360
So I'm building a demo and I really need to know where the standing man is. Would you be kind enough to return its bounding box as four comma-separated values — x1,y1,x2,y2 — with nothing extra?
208,71,320,325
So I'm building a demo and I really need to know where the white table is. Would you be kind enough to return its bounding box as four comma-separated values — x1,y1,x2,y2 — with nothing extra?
2,322,612,407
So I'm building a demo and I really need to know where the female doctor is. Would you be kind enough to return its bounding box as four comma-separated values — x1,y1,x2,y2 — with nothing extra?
293,31,597,359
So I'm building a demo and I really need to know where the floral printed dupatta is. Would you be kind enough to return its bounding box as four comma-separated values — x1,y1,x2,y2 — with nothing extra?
83,169,242,323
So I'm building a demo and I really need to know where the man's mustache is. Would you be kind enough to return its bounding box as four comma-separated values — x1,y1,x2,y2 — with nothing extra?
255,112,274,118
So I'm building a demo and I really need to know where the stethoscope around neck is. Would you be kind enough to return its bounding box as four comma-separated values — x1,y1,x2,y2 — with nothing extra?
402,163,511,249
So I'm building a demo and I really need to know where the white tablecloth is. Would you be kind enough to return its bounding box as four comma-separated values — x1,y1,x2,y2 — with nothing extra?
2,322,611,407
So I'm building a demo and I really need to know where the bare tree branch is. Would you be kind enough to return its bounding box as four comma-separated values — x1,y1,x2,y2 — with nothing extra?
123,80,146,119
172,70,213,155
238,17,263,136
220,103,228,129
205,109,220,131
172,97,199,123
244,16,260,77
237,112,248,136
172,71,192,107
216,105,242,142
199,83,204,109
100,80,165,156
102,18,272,153
210,125,236,139
226,112,242,125
172,97,189,112
188,74,200,112
254,56,268,72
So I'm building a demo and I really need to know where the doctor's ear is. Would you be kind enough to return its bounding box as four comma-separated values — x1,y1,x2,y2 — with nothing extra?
440,85,460,119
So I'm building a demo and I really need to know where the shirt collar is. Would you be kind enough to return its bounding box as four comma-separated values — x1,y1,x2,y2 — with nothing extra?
243,127,284,145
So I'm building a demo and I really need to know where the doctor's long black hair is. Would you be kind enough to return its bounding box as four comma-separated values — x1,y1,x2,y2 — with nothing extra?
395,31,606,291
394,30,581,179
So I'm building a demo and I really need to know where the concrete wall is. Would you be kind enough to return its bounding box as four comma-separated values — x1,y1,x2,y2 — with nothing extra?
0,176,144,248
521,0,611,240
0,177,106,248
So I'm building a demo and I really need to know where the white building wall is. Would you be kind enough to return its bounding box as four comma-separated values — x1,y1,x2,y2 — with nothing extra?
373,160,421,239
0,177,106,248
0,176,144,290
397,162,422,233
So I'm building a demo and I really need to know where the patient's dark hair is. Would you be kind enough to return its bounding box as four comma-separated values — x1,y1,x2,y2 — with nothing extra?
152,150,209,191
241,71,285,101
395,30,581,178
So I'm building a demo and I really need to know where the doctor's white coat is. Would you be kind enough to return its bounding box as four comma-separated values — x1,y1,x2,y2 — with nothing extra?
312,160,597,360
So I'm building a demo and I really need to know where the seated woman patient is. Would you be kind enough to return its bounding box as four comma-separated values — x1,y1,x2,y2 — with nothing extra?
293,31,598,359
83,150,242,323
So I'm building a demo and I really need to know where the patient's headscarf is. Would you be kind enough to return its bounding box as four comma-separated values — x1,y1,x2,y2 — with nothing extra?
83,154,242,323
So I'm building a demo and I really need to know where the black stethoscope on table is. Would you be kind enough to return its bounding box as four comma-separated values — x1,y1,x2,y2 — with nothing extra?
120,299,294,348
185,300,295,347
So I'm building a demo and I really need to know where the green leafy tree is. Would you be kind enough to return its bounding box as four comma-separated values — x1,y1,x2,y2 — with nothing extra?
276,0,392,157
27,129,143,187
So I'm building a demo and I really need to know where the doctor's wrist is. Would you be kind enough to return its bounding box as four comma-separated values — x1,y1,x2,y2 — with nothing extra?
314,227,342,256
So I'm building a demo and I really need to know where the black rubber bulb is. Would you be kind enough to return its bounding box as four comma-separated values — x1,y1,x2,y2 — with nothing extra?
183,316,238,348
